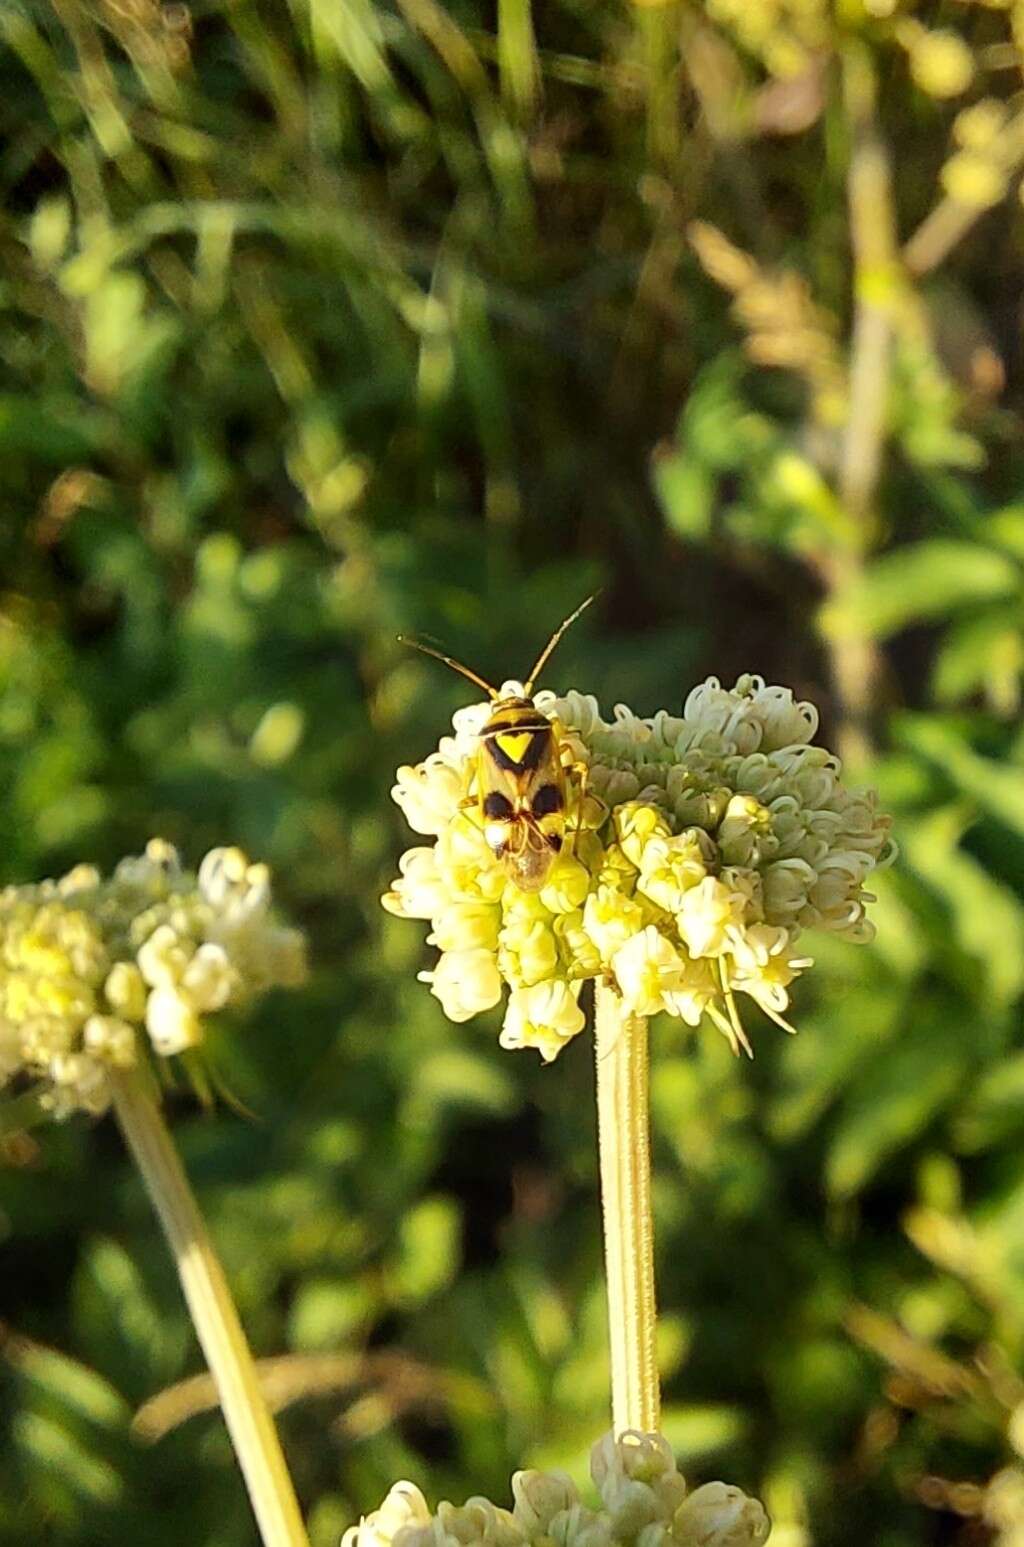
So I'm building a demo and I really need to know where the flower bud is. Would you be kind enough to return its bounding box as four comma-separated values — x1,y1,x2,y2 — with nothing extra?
582,885,644,964
83,1014,136,1068
382,848,452,920
182,942,236,1011
46,1052,108,1116
540,856,591,916
553,909,602,980
420,949,503,1023
591,1431,683,1535
676,879,745,959
548,1506,614,1547
614,803,673,869
906,26,973,99
637,831,714,913
137,923,192,989
437,1497,523,1547
104,961,147,1021
498,918,559,989
672,1483,769,1547
500,979,585,1062
512,1470,579,1538
342,1481,432,1547
430,902,501,954
146,987,202,1054
716,797,775,868
392,757,465,836
941,151,1006,210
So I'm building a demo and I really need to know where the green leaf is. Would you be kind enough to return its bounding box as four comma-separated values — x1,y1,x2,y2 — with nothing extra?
653,450,714,540
659,1403,746,1459
769,979,904,1143
901,807,1024,1004
392,1196,460,1305
0,1089,50,1136
11,1412,122,1507
826,998,969,1198
10,1342,129,1430
933,610,1024,713
820,541,1019,641
897,715,1024,837
289,1279,373,1351
955,1053,1024,1152
413,1049,515,1117
986,504,1024,561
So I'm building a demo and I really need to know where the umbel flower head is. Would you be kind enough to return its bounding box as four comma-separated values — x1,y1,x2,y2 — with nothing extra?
0,841,306,1119
342,1429,769,1547
383,674,893,1060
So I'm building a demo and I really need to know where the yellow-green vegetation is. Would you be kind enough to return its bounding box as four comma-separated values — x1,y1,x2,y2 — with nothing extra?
4,2,1024,1546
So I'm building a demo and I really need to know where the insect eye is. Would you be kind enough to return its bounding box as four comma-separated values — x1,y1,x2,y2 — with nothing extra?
531,783,563,819
483,792,514,821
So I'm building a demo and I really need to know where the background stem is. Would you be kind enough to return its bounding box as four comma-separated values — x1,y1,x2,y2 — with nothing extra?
594,981,660,1436
110,1070,310,1547
830,42,897,769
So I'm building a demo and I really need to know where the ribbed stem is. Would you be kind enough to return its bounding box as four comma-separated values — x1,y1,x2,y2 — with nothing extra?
594,981,660,1436
110,1070,310,1547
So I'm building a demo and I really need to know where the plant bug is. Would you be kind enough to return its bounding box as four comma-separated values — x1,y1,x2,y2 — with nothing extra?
399,595,598,891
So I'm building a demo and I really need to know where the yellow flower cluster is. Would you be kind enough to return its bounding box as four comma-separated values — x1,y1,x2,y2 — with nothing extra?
0,841,306,1119
941,97,1015,212
383,675,893,1060
705,0,829,79
342,1430,768,1547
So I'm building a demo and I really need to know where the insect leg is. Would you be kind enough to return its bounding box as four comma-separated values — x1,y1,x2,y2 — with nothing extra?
565,758,591,859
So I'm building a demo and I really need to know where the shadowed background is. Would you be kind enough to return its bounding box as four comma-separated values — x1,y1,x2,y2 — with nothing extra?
3,2,1024,1544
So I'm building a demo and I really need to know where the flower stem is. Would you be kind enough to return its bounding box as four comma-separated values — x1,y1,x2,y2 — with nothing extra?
594,980,660,1436
110,1069,310,1547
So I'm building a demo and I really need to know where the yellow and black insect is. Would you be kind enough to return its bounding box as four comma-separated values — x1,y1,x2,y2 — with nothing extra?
400,596,596,891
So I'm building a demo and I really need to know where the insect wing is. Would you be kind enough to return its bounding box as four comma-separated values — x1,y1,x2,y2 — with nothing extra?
502,824,556,892
478,746,522,854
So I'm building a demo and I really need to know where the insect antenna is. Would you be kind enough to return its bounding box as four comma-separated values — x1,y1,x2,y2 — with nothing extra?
523,592,599,696
397,636,499,699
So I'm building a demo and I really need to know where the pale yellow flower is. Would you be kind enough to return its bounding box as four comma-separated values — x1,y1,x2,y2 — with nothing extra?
420,948,503,1023
0,840,306,1119
511,1472,579,1539
429,902,501,955
676,878,747,960
382,848,452,920
146,987,202,1055
104,961,147,1021
612,928,690,1019
539,855,591,915
672,1483,770,1547
636,831,712,914
348,1430,767,1547
385,673,892,1058
343,1482,432,1547
500,980,585,1062
498,917,560,990
83,1014,136,1068
582,886,645,965
392,757,466,836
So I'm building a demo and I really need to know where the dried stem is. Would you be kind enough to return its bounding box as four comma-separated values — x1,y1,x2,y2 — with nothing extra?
110,1069,310,1547
594,980,660,1436
831,43,897,769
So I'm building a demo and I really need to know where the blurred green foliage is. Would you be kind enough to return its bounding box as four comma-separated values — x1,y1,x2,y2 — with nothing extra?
3,2,1024,1545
